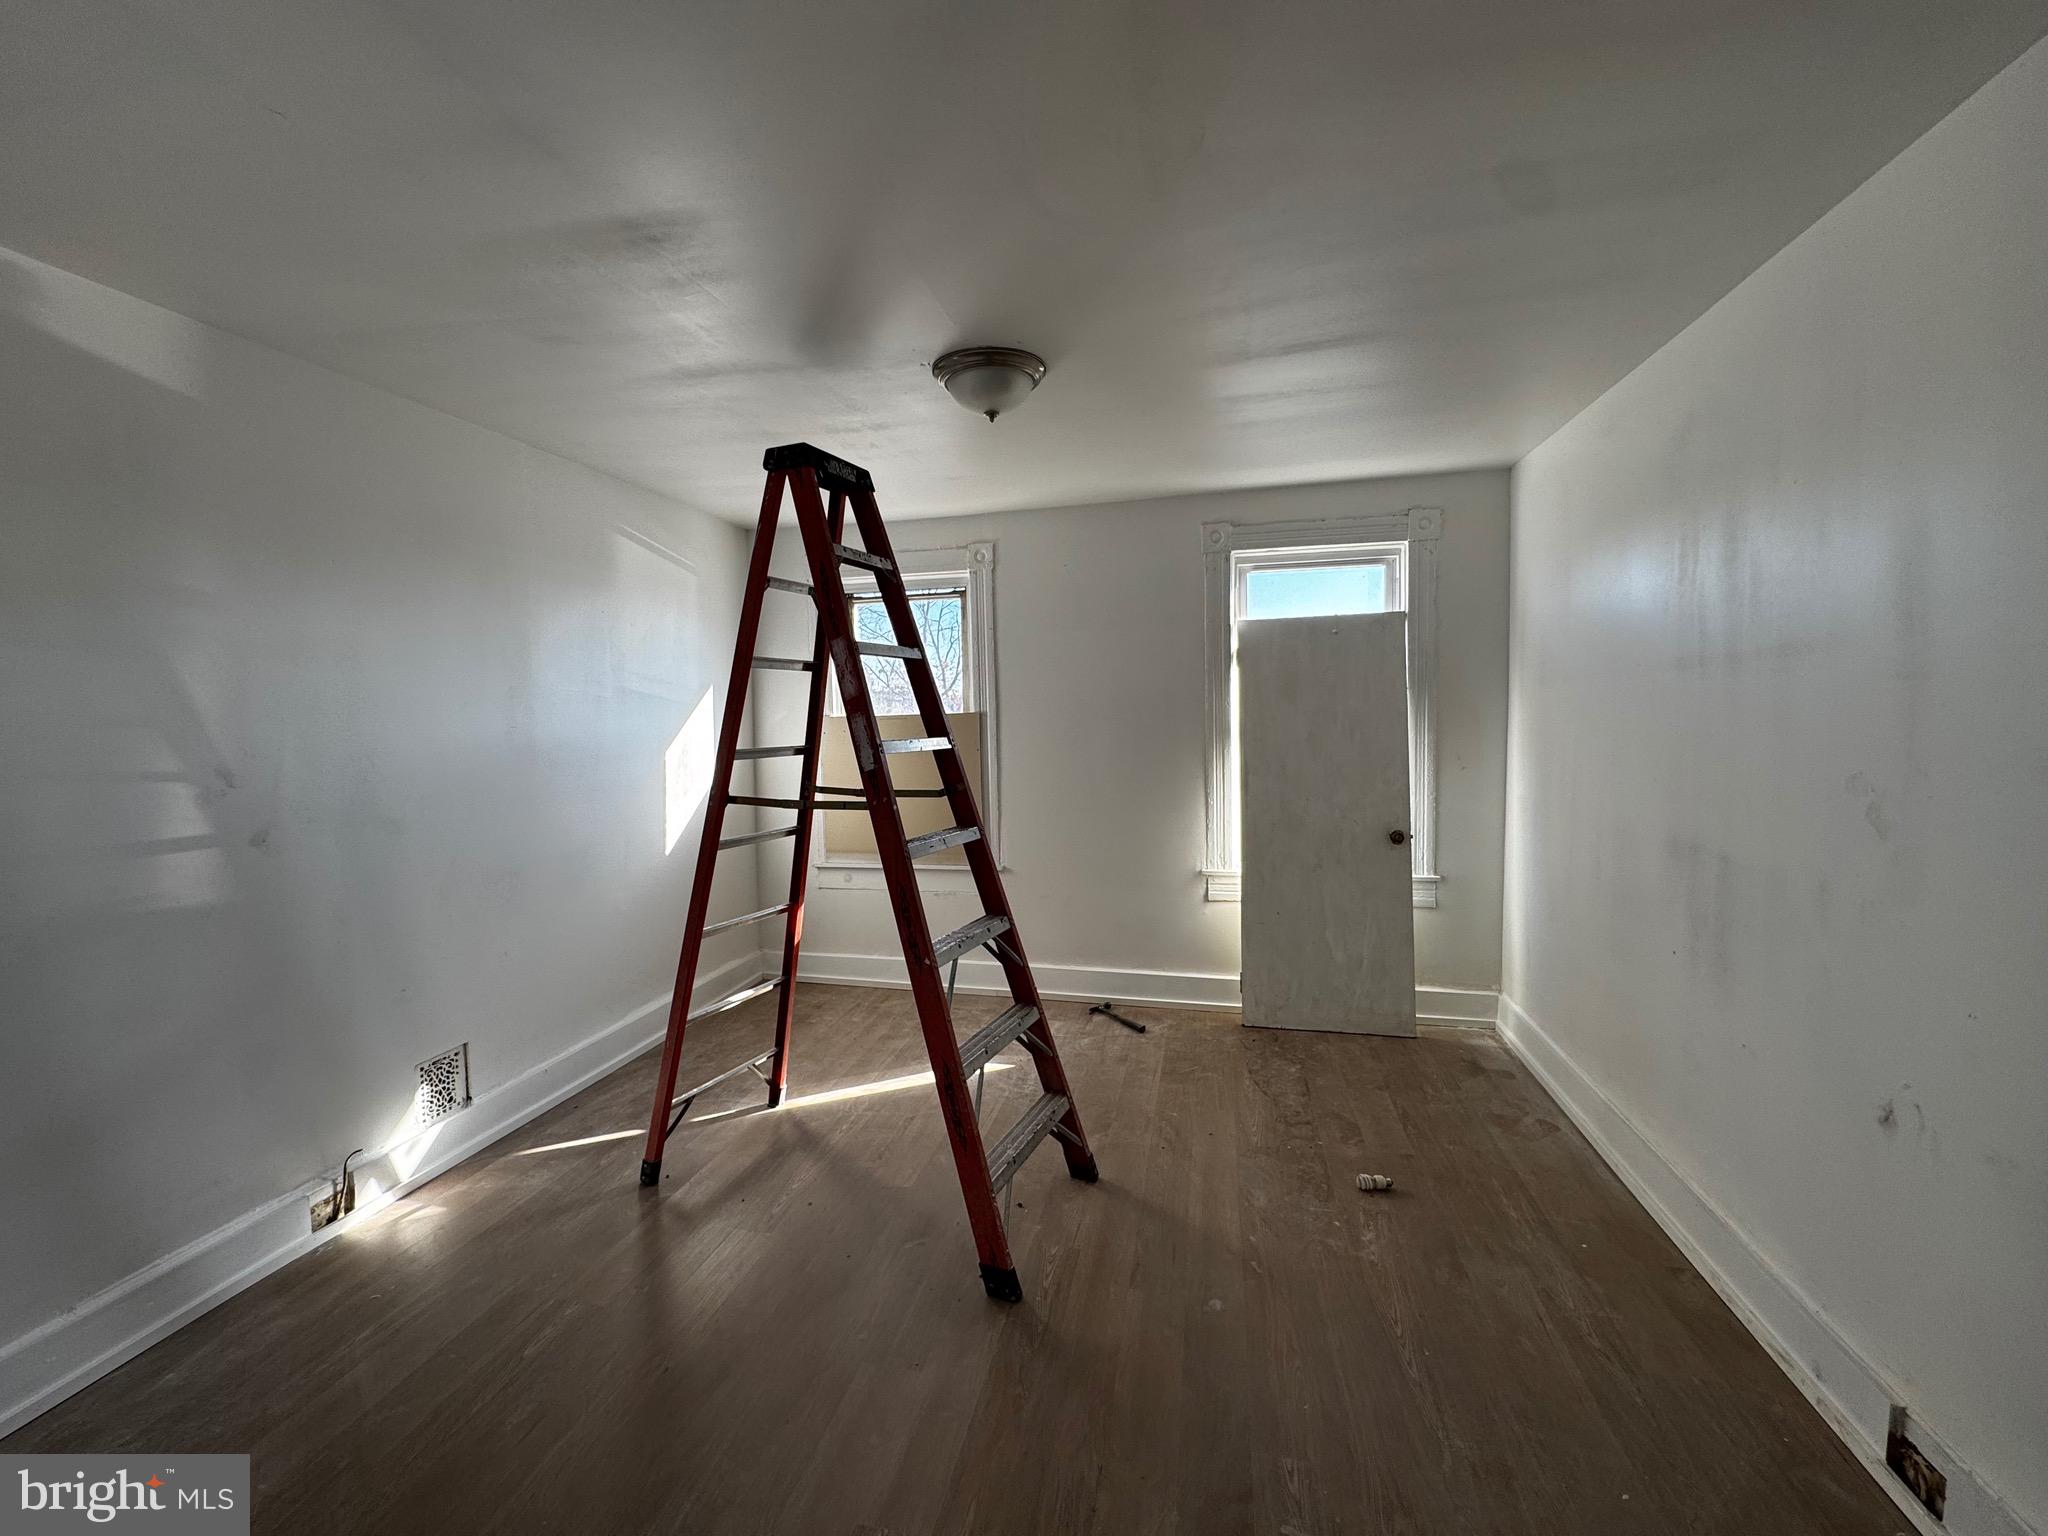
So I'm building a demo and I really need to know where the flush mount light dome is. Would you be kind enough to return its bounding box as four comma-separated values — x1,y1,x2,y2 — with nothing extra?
931,346,1047,422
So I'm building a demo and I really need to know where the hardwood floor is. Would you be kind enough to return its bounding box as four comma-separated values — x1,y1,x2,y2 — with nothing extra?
6,985,1903,1535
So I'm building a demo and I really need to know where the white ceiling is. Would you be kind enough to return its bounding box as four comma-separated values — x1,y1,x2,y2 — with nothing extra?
4,1,2044,519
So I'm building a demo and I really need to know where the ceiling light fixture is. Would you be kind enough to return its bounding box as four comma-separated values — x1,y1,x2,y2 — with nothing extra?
931,346,1047,422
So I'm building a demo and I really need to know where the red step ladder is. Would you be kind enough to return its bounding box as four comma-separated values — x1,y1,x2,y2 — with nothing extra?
637,444,1098,1301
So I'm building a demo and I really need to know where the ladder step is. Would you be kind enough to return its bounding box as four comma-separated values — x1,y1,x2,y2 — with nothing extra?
728,795,810,809
702,901,795,936
854,641,921,660
753,656,815,672
735,745,806,759
720,824,798,849
959,1003,1042,1078
834,543,895,573
766,576,813,596
685,975,784,1024
881,737,954,755
906,825,981,859
932,914,1011,968
985,1093,1070,1192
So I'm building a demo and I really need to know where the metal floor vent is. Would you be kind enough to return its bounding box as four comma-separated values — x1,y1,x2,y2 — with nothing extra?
415,1044,471,1125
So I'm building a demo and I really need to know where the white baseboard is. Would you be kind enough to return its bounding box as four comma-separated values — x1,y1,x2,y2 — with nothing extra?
0,952,762,1441
793,949,1497,1026
1496,993,2034,1536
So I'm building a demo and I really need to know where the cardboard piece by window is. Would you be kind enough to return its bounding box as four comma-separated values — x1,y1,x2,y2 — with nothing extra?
819,712,985,864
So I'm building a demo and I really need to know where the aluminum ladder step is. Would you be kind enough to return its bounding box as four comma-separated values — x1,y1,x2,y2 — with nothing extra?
906,825,980,859
984,1092,1070,1192
765,576,812,595
932,914,1010,967
958,1003,1040,1078
854,640,921,660
881,737,953,754
752,656,815,672
834,543,895,573
735,744,806,759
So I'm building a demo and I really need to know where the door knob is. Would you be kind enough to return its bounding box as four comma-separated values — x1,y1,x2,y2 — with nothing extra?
1388,829,1407,846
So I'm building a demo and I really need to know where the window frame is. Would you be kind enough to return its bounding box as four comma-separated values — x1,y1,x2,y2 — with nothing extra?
1201,509,1442,906
818,539,1000,869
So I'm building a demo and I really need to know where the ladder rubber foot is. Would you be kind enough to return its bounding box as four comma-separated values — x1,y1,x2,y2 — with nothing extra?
979,1264,1024,1303
766,1083,786,1108
1069,1156,1100,1184
639,1159,661,1187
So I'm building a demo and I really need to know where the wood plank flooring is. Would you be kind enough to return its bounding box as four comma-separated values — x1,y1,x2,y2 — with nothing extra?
5,984,1905,1535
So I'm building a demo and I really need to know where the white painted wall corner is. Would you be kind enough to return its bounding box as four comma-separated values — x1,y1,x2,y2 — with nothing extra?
1495,993,2035,1536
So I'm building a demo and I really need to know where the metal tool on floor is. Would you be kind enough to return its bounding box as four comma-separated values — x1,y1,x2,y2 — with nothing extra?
635,443,1099,1302
1088,1000,1146,1034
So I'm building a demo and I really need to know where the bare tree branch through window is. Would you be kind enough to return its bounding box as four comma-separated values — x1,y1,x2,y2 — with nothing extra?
850,593,966,713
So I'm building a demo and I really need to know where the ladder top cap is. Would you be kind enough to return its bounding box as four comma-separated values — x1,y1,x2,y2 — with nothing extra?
763,443,874,494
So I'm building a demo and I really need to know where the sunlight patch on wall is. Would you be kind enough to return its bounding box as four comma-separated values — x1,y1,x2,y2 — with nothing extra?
664,690,715,854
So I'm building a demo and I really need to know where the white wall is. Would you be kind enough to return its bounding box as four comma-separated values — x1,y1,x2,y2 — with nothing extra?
1504,37,2048,1535
755,470,1509,1002
0,249,758,1423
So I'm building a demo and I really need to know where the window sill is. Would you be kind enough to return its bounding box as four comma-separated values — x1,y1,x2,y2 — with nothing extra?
1203,869,1440,908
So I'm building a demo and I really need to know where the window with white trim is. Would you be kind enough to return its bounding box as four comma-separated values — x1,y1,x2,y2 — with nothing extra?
1202,510,1441,905
819,542,999,866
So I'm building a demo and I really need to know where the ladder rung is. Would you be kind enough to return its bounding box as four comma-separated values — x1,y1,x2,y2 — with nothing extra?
959,1003,1042,1078
766,576,813,596
720,824,797,849
702,902,796,935
672,1048,778,1106
854,641,921,660
666,1046,781,1133
881,737,954,755
728,796,806,809
932,914,1011,968
753,656,815,672
906,825,980,859
684,976,784,1024
735,745,807,760
834,544,895,573
811,783,948,802
985,1093,1070,1192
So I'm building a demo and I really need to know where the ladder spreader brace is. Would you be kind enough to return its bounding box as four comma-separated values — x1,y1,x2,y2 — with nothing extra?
636,443,1098,1302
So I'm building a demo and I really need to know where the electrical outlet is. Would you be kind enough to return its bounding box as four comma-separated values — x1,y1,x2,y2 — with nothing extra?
1886,1406,1947,1522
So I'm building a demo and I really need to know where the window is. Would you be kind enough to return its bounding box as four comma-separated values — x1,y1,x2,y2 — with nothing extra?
1238,549,1402,621
836,589,970,714
1202,510,1441,905
819,541,1000,866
